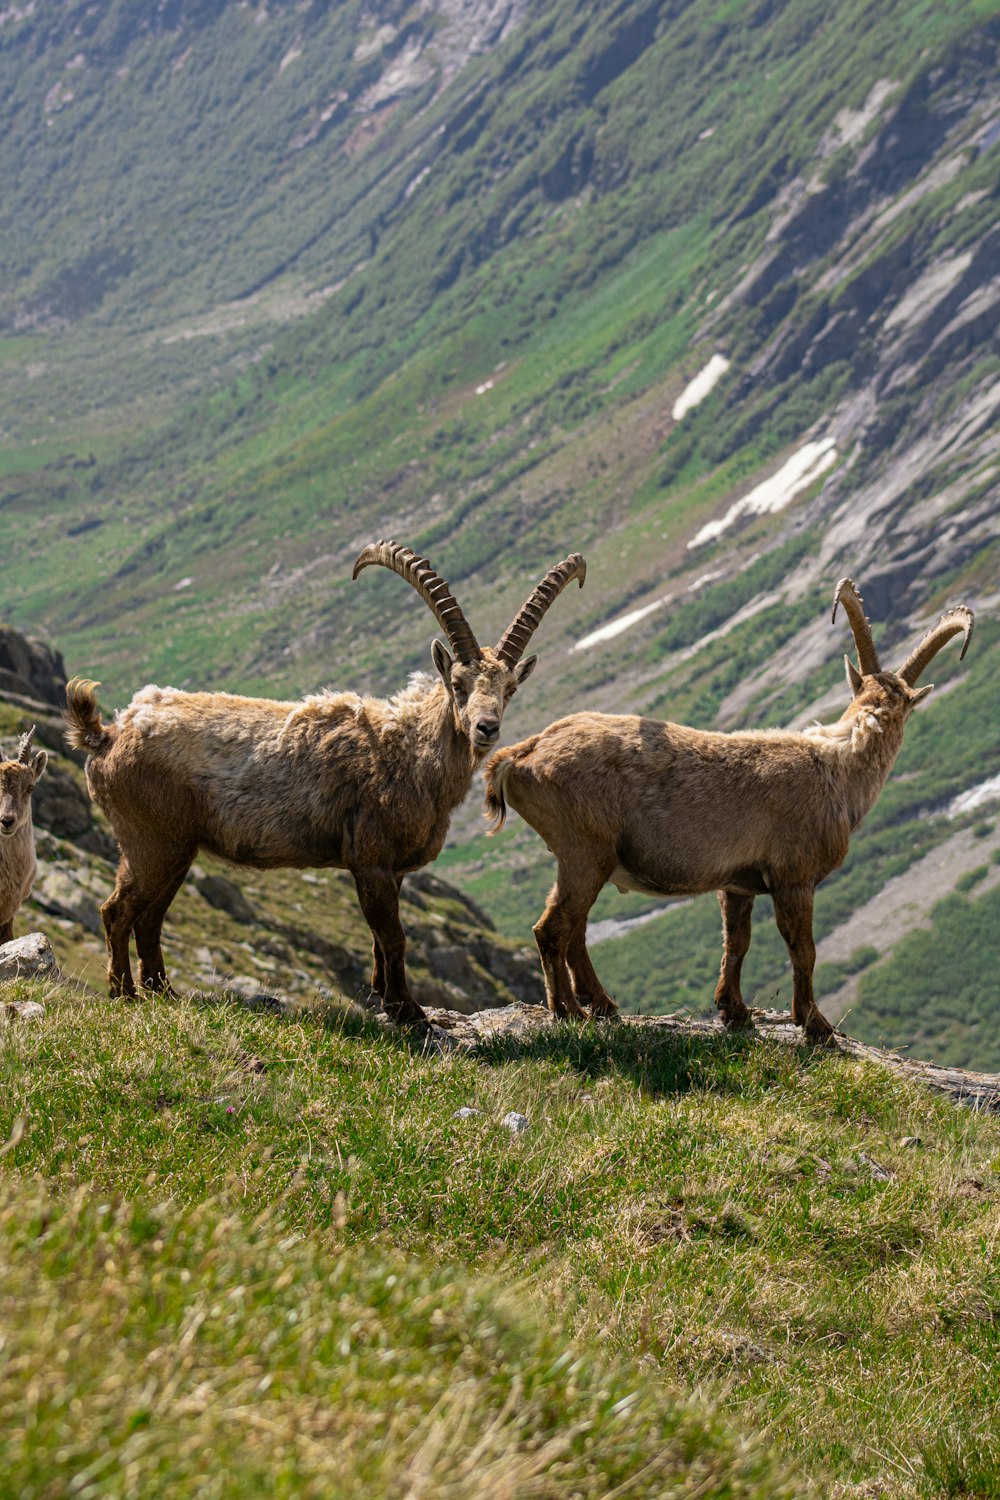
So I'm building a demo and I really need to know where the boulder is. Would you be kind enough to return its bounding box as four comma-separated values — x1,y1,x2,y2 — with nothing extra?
31,765,93,839
32,869,102,933
192,871,257,924
0,626,67,707
0,932,60,981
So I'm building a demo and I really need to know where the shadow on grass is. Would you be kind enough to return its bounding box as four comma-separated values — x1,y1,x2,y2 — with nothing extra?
189,988,839,1095
192,985,445,1059
472,1019,833,1100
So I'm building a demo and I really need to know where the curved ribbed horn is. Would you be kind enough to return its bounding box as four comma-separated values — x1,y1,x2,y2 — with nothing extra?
831,578,881,676
352,540,481,664
16,725,36,764
897,605,974,686
494,553,587,667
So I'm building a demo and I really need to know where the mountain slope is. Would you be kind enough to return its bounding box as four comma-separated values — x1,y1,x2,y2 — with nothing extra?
1,0,999,1062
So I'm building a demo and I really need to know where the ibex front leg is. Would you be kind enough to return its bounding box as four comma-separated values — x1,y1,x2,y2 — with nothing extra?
715,891,754,1029
771,884,834,1041
353,869,426,1027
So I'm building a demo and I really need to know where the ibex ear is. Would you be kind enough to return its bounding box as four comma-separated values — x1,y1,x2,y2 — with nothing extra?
910,683,933,707
844,655,863,696
431,638,453,685
515,654,537,685
31,750,47,780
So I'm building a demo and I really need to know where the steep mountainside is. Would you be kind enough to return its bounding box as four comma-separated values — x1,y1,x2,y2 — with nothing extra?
1,0,998,1062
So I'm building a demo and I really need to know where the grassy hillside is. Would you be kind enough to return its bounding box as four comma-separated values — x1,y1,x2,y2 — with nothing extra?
2,983,1000,1495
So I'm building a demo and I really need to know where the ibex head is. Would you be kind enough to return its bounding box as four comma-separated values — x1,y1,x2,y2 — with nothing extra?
833,578,974,734
0,725,47,837
353,540,586,753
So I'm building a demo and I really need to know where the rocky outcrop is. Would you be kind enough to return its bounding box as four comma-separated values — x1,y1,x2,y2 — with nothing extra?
0,932,60,983
426,1004,1000,1111
0,627,67,709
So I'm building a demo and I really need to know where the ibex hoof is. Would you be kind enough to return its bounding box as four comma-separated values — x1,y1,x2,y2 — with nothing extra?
385,1002,428,1031
803,1011,836,1044
720,1004,753,1031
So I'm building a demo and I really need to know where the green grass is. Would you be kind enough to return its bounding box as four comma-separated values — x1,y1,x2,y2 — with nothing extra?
2,982,1000,1494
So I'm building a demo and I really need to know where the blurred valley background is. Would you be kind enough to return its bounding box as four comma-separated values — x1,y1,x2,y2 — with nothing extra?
1,0,999,1065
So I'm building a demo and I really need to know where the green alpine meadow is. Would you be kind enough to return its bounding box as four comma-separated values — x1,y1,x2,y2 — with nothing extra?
2,0,1000,1491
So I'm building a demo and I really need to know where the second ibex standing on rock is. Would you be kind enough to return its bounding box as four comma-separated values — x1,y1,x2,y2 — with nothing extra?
485,580,974,1040
65,541,586,1025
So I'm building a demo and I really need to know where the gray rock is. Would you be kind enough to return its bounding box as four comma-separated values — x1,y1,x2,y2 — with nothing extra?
0,932,60,981
501,1111,530,1133
193,872,257,924
31,765,93,839
222,977,296,1016
0,627,67,707
4,1000,45,1022
32,869,102,933
858,1151,894,1182
454,1106,484,1119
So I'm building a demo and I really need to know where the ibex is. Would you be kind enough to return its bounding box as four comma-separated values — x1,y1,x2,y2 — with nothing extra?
485,580,974,1040
64,541,586,1025
0,727,48,943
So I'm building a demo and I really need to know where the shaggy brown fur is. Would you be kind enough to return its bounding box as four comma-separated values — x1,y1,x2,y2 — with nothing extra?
63,543,586,1024
485,584,973,1040
0,729,47,943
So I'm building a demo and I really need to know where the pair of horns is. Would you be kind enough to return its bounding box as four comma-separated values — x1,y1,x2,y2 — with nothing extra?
353,540,586,666
832,578,974,684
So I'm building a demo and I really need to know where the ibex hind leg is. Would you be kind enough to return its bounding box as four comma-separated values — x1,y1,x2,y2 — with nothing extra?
0,919,13,944
715,891,754,1029
133,851,196,994
102,860,143,999
533,853,614,1020
566,935,619,1019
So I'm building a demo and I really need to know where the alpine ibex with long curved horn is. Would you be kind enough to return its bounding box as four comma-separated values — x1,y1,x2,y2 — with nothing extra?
0,726,48,943
65,541,586,1023
485,581,974,1040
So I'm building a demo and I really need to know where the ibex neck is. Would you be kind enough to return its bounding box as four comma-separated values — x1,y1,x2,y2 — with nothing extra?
388,676,477,811
834,714,906,831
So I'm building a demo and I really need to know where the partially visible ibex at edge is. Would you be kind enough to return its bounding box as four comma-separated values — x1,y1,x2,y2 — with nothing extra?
0,726,47,944
485,580,974,1040
65,541,586,1025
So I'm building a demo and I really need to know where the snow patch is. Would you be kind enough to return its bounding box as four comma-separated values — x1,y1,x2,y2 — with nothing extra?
572,596,671,652
671,354,730,421
688,439,837,550
948,775,1000,819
